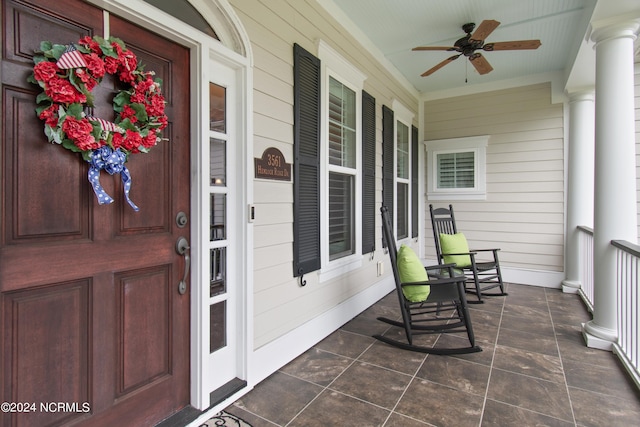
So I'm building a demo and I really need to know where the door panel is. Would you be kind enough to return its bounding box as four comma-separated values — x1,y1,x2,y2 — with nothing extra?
117,267,171,395
1,1,191,426
2,281,91,427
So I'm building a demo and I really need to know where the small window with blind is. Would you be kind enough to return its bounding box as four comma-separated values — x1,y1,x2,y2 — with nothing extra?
426,136,488,200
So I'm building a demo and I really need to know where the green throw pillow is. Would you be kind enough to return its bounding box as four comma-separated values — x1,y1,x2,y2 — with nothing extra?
439,232,472,267
396,244,430,302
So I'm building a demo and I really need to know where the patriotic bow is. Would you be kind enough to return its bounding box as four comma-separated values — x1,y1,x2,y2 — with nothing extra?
56,44,87,69
87,146,139,211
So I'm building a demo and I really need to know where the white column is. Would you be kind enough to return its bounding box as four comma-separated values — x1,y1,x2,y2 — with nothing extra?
582,18,640,350
563,91,595,294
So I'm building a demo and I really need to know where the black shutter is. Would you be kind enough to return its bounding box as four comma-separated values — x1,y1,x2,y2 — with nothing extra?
361,90,376,254
293,43,321,277
382,105,394,247
411,125,419,238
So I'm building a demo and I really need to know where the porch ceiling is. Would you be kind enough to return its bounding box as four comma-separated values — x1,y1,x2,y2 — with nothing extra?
325,0,640,97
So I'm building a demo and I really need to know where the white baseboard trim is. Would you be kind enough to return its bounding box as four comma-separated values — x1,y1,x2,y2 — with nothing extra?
421,258,564,289
248,275,395,386
502,267,564,288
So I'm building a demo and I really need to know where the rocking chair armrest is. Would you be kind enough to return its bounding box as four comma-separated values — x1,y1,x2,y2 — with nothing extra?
441,251,478,257
427,263,464,280
470,248,500,253
400,280,430,287
424,263,456,272
406,275,463,287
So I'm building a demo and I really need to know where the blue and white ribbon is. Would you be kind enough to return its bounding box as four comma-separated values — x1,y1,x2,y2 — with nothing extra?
87,146,139,211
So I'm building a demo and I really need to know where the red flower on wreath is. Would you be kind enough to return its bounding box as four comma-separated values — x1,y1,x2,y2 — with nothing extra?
61,116,99,151
84,53,105,79
33,61,59,83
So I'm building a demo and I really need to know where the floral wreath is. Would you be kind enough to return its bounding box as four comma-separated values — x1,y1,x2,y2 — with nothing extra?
28,35,168,211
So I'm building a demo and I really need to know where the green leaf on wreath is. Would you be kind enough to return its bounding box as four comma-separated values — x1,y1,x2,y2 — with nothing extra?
35,103,52,116
35,92,52,105
57,104,67,119
39,41,53,52
112,91,128,109
99,36,119,58
110,37,126,51
130,103,148,122
45,125,62,144
61,139,81,152
90,120,103,138
84,91,95,108
48,44,66,60
66,103,84,119
68,71,84,93
82,150,93,162
117,118,136,131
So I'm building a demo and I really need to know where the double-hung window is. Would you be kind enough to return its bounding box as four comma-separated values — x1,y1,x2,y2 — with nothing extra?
396,121,410,239
392,100,414,241
328,77,356,260
319,41,366,272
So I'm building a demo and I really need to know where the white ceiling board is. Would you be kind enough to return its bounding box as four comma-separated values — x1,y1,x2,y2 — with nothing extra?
327,0,600,95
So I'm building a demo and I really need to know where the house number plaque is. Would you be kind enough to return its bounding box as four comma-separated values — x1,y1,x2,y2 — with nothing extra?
254,147,291,181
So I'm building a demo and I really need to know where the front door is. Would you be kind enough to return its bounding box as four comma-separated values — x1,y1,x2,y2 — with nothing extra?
1,1,191,426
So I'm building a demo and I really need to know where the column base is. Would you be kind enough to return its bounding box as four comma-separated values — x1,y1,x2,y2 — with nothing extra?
582,321,616,351
561,279,581,294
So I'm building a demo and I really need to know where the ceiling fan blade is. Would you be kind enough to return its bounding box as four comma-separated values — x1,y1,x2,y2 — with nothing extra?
412,46,457,51
469,53,493,75
470,19,500,43
421,54,461,76
483,40,541,51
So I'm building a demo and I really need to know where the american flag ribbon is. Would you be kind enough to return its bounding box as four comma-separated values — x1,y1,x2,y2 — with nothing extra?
56,44,87,69
87,116,123,133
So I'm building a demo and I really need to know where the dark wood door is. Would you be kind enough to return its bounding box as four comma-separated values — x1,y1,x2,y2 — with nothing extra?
1,1,191,426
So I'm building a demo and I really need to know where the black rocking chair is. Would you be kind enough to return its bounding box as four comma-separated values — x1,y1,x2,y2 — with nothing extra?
374,206,481,355
429,204,507,303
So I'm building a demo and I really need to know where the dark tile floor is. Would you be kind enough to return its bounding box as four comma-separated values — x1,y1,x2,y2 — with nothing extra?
223,283,640,426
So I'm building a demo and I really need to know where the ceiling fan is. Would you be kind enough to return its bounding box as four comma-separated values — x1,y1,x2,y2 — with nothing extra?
412,20,541,77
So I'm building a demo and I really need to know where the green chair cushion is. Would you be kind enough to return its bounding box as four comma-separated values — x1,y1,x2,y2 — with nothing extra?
397,244,430,302
439,232,472,267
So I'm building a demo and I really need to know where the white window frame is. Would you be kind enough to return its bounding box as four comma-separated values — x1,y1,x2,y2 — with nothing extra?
392,99,414,243
318,40,367,281
426,135,488,200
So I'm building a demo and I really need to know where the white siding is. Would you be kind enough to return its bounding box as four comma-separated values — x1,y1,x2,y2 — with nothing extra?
424,83,565,273
230,0,419,348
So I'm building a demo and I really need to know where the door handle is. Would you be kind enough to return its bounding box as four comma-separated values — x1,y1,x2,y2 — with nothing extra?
175,236,190,295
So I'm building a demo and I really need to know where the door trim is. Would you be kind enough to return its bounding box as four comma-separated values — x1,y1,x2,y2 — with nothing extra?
86,0,254,411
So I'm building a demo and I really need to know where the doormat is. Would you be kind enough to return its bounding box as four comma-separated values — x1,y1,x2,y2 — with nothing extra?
200,411,253,427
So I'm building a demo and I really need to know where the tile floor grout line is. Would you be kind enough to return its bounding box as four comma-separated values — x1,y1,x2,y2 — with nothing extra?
282,342,367,427
477,284,508,426
546,287,579,427
380,337,431,427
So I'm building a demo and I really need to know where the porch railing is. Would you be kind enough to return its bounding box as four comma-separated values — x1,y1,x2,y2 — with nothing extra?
612,239,640,389
576,226,639,389
576,226,594,311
